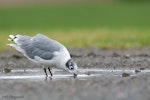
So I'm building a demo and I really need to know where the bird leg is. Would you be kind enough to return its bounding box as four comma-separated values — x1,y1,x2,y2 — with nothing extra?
44,68,48,77
48,67,53,77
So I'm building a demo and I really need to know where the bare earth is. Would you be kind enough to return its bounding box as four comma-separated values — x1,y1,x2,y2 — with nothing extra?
0,48,150,100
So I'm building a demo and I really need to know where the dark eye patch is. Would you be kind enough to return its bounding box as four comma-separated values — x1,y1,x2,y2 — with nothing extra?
69,66,74,70
66,59,75,70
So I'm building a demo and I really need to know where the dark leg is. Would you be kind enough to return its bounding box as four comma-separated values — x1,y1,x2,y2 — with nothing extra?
44,68,48,77
48,67,53,77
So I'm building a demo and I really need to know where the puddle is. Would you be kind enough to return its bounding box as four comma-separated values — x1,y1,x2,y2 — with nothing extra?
0,68,150,80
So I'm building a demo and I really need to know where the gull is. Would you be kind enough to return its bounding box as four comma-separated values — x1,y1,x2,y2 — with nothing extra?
7,34,78,78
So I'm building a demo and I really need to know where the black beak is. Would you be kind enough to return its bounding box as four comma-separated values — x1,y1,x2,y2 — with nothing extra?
73,73,77,78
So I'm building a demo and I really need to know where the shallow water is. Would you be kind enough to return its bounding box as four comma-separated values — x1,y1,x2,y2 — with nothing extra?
0,68,150,80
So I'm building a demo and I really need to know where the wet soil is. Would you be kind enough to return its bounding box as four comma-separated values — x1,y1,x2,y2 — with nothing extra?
0,48,150,100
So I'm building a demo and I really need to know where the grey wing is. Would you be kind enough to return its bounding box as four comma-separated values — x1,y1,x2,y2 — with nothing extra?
21,44,55,60
19,34,61,60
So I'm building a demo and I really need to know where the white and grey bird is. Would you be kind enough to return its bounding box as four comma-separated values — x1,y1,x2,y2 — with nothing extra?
7,34,78,78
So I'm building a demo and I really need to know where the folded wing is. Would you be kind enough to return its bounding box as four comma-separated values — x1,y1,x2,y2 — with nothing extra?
8,34,62,60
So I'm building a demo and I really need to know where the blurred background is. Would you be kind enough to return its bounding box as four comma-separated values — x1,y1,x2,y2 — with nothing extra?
0,0,150,50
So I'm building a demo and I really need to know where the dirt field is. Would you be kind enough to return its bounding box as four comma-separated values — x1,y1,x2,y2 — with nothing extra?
0,48,150,100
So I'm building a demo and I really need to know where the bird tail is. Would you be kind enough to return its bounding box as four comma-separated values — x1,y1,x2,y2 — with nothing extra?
7,34,21,50
8,34,20,42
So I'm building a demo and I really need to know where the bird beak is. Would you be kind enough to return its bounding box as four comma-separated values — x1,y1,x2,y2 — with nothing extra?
73,73,78,78
73,66,78,78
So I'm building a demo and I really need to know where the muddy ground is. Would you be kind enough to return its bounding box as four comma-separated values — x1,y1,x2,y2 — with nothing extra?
0,48,150,100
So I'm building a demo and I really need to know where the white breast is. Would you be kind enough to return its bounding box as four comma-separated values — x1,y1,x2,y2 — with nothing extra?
54,47,71,69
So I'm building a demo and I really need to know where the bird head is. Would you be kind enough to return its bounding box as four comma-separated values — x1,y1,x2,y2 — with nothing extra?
65,59,78,78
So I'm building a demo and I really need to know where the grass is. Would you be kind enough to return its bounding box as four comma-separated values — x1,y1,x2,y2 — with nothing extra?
0,3,150,50
0,3,150,30
1,29,150,51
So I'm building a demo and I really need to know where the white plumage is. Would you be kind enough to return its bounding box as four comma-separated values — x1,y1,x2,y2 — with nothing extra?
7,34,78,78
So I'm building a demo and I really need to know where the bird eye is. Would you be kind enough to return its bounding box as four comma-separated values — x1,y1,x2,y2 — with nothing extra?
69,66,74,70
66,59,75,70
